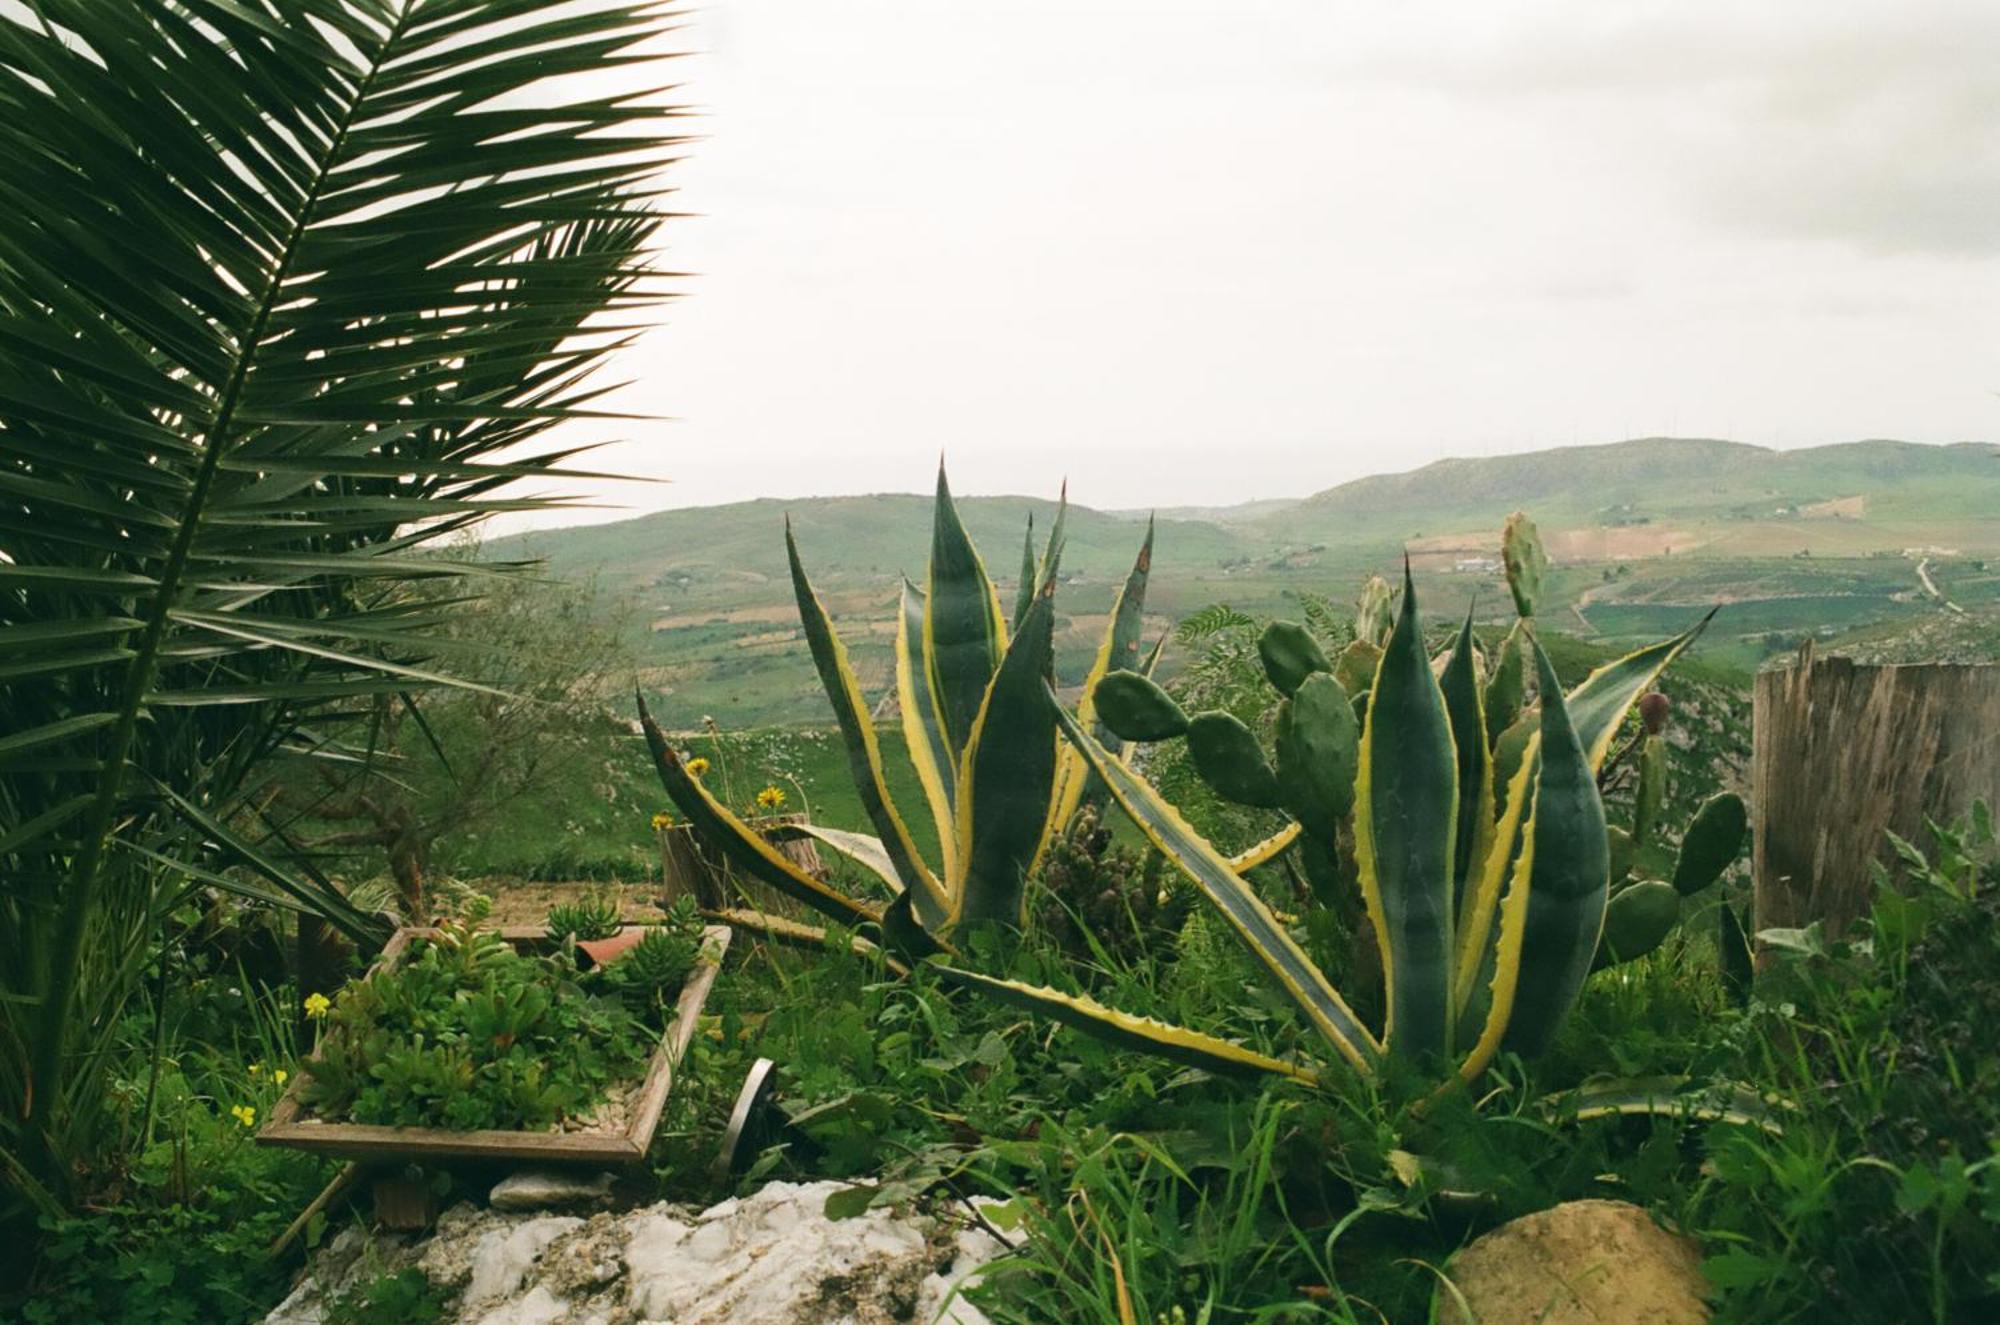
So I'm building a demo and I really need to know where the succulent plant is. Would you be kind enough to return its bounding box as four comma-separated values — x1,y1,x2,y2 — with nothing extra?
1589,698,1749,971
944,541,1710,1087
640,465,1156,952
545,889,623,943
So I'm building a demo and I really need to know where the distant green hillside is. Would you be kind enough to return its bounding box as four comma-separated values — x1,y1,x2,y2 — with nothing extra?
1262,437,2000,543
493,438,2000,726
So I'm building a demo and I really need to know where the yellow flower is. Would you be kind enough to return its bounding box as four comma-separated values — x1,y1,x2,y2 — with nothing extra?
273,1069,288,1086
650,810,676,832
685,756,710,778
303,992,332,1019
230,1104,256,1128
755,785,786,810
247,1062,263,1077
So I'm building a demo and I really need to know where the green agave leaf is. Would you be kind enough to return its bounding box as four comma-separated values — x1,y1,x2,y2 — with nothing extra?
1011,514,1037,632
767,822,902,897
1501,639,1611,1059
1229,822,1303,872
787,523,949,927
1051,515,1157,832
640,697,881,932
1353,562,1458,1063
704,907,912,979
895,579,957,881
1551,1076,1785,1134
950,576,1061,930
1439,605,1491,905
925,465,1007,759
1052,697,1380,1072
1565,612,1714,772
934,967,1319,1084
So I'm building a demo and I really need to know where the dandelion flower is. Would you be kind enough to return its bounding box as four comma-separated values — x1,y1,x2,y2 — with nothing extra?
303,992,332,1019
273,1069,288,1086
230,1104,256,1128
755,785,786,810
650,810,676,832
685,756,710,778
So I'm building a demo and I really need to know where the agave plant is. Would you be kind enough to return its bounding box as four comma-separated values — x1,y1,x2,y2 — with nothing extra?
0,0,676,1221
641,468,1157,948
944,557,1707,1088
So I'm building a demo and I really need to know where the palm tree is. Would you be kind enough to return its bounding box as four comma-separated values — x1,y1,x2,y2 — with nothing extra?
0,0,679,1224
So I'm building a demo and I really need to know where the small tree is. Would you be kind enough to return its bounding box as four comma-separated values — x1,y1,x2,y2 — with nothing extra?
278,549,635,920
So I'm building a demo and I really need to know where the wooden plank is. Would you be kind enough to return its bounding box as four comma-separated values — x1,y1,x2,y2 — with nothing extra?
259,925,730,1165
1753,643,2000,946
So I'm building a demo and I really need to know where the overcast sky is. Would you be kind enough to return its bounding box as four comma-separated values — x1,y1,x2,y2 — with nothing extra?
515,0,2000,528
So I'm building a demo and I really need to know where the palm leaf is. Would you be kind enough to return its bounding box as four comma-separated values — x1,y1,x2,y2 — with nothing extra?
0,0,679,1210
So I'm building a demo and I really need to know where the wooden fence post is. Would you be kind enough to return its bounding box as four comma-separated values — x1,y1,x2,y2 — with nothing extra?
1752,642,2000,944
658,814,822,913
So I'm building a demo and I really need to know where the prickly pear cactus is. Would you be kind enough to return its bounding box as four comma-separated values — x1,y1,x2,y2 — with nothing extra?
1593,689,1749,969
1093,669,1189,742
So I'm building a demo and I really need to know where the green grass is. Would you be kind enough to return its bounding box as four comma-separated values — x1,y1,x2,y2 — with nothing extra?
429,721,944,881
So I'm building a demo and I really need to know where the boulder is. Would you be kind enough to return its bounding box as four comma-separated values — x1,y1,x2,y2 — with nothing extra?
1439,1198,1709,1324
262,1179,1004,1325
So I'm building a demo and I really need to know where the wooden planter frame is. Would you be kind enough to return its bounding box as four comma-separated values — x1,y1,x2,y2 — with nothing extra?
258,923,730,1166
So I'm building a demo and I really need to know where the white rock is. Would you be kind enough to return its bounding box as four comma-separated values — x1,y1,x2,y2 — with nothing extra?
489,1169,616,1213
465,1216,582,1306
264,1179,1006,1325
471,1284,570,1325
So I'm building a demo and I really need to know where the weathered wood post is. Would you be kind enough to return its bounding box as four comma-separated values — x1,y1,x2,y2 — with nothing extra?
1753,642,2000,943
658,814,821,913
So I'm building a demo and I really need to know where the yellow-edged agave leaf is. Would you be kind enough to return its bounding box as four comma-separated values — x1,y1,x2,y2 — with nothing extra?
1047,517,1157,840
1230,822,1302,872
1452,749,1536,1020
896,579,958,881
1353,563,1458,1063
1011,513,1038,632
786,523,950,927
925,466,1007,760
935,967,1319,1084
1553,1077,1784,1134
639,699,881,930
1035,482,1070,588
1499,640,1610,1060
705,907,912,979
1457,615,1710,1034
768,822,902,896
1454,790,1537,1085
1565,611,1714,771
1438,605,1491,908
1053,698,1381,1071
950,577,1061,929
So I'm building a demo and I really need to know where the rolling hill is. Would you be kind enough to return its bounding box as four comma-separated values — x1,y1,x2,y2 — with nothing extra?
492,438,2000,726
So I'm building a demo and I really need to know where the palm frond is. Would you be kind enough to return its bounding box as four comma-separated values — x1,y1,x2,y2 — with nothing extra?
0,0,681,1214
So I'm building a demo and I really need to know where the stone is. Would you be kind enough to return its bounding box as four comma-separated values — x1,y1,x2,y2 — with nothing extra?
1439,1198,1710,1325
262,1179,1005,1325
464,1216,582,1307
488,1169,617,1213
